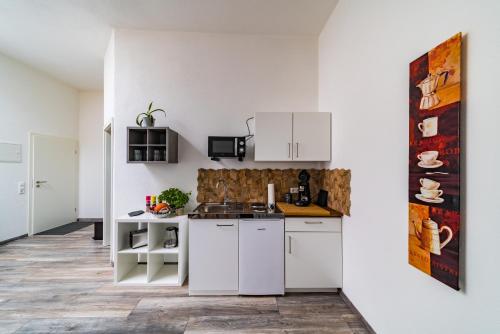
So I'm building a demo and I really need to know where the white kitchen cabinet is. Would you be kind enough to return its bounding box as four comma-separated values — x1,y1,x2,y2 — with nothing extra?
239,219,284,295
292,112,331,161
254,112,293,161
285,217,342,290
254,112,331,162
189,219,239,295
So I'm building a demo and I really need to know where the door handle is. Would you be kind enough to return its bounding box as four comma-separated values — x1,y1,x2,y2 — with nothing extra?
288,235,292,254
296,143,299,158
35,180,47,188
305,221,323,224
257,228,266,231
216,224,234,227
288,143,291,158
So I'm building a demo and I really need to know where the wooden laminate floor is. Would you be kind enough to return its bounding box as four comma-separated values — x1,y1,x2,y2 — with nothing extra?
0,226,369,334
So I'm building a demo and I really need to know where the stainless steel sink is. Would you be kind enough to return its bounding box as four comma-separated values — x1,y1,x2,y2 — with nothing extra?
196,202,243,213
189,202,284,219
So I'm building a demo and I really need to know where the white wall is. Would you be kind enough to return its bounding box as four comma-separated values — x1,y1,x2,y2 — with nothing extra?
110,29,319,215
104,31,115,125
78,91,103,218
319,0,500,333
0,52,79,241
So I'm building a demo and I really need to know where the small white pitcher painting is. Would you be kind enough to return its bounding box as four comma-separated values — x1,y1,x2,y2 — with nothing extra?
408,33,461,290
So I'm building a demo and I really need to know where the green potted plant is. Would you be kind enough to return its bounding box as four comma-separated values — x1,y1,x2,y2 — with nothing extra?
158,188,191,215
136,101,166,127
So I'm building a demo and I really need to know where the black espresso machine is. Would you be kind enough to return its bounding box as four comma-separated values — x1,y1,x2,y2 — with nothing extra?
295,170,311,206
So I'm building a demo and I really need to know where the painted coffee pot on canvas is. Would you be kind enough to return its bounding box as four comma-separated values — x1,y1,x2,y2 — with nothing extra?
413,218,453,255
416,71,449,110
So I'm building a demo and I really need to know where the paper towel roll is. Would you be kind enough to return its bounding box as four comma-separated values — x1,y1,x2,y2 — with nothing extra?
267,183,275,209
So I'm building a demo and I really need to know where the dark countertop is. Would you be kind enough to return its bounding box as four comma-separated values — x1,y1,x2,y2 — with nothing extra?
188,202,284,220
188,202,342,219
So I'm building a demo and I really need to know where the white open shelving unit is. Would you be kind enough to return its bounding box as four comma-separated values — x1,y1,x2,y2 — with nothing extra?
114,213,188,286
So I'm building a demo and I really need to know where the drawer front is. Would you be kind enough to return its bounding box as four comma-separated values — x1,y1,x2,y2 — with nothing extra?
285,217,341,232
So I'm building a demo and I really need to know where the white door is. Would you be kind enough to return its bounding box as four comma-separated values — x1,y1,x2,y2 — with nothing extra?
292,112,331,161
254,112,293,161
285,232,342,288
31,134,77,234
189,219,239,294
239,219,284,295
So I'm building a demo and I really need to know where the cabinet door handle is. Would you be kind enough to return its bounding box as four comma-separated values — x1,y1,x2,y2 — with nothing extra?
257,228,266,231
288,235,292,254
288,143,291,158
305,221,323,224
296,143,299,158
216,224,234,227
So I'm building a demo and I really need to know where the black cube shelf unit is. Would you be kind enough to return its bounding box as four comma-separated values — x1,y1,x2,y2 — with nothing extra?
127,127,178,164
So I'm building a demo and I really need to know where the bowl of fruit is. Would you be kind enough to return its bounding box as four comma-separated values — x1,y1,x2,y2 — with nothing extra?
152,202,174,218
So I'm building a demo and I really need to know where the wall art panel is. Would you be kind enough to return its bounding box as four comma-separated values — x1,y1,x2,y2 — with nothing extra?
408,33,461,290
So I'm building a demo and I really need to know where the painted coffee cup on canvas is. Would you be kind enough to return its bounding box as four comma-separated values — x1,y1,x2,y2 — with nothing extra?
418,116,438,137
417,150,439,165
420,178,440,190
420,187,443,199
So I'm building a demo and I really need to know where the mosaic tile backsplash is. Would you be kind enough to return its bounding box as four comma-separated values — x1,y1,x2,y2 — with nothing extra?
197,168,351,216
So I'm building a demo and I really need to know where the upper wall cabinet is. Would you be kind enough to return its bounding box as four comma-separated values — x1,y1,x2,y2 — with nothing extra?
254,112,331,162
127,127,178,164
254,112,294,161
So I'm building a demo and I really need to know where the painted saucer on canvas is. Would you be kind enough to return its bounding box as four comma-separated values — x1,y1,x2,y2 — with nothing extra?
417,160,444,169
415,194,444,204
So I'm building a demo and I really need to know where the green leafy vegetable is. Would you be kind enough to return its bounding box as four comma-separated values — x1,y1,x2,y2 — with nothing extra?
158,188,191,209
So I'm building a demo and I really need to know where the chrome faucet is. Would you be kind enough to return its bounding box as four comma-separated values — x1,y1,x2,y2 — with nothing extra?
216,179,230,205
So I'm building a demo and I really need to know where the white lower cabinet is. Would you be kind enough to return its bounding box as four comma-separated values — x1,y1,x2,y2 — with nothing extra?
239,219,284,295
285,218,342,290
189,217,342,294
189,219,239,295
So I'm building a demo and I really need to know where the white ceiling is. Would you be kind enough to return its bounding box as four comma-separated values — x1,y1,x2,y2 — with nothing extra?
0,0,338,90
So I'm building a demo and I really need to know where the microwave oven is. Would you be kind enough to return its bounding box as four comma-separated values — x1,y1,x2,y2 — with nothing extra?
208,136,246,161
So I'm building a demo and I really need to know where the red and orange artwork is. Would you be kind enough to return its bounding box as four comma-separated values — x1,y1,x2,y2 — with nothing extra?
408,33,461,290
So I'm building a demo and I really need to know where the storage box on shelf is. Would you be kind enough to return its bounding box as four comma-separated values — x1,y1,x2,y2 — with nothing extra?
114,213,187,286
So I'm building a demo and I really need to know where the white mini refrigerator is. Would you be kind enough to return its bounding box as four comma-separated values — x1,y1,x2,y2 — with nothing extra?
238,219,285,295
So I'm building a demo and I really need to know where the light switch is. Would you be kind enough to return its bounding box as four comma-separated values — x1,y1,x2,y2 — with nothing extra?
18,182,25,195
